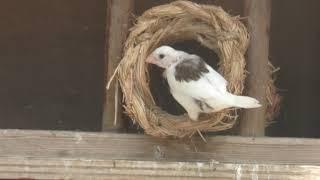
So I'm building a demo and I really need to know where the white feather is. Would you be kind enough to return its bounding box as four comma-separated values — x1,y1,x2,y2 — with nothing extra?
204,64,228,92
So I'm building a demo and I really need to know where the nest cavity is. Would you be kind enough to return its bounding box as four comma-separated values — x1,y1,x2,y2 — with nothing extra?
114,0,280,138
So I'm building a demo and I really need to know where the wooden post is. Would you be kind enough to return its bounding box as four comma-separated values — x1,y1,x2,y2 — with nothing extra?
240,0,271,136
102,0,133,131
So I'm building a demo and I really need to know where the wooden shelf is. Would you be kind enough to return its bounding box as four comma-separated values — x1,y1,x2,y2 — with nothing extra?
0,129,319,179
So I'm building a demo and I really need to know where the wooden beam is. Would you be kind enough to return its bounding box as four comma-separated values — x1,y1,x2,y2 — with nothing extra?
240,0,271,136
0,130,320,179
103,0,134,131
1,130,320,164
1,159,319,180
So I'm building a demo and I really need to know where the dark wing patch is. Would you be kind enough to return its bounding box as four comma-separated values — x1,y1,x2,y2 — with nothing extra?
174,56,209,82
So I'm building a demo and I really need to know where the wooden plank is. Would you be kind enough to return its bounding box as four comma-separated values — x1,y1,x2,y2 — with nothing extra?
240,0,271,136
0,130,320,164
0,130,320,179
0,159,319,180
103,0,134,131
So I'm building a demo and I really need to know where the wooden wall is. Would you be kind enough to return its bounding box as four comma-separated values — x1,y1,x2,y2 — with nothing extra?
135,0,243,16
0,1,107,131
267,0,320,138
0,0,320,138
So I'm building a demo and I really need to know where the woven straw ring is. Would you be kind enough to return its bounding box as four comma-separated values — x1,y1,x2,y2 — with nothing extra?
112,1,279,138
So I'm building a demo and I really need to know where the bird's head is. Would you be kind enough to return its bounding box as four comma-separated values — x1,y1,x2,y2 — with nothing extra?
146,46,180,69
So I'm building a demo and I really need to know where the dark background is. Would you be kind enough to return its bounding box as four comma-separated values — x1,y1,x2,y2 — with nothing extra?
268,0,320,137
0,0,319,137
0,1,106,131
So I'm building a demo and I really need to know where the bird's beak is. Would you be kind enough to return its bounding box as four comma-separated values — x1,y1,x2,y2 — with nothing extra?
146,54,157,64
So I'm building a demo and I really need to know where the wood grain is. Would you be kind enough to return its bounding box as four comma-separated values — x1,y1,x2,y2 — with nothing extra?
0,159,319,180
103,0,134,131
0,130,320,179
240,0,271,136
0,130,320,164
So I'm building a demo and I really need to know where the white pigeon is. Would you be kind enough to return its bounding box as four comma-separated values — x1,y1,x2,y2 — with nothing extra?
146,45,261,121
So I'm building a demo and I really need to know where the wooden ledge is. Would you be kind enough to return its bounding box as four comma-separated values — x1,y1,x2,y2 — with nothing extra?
0,129,320,179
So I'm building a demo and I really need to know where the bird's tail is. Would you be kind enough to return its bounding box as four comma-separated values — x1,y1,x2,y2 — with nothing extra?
229,94,261,109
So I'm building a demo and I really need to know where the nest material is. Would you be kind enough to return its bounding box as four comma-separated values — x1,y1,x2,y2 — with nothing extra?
115,0,280,138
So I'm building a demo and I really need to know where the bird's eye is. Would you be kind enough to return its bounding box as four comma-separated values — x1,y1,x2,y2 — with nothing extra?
159,54,164,59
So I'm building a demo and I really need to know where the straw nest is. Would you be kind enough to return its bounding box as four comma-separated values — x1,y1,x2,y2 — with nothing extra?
111,1,280,138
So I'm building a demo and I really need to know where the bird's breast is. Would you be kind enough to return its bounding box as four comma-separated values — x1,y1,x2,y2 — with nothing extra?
164,68,179,90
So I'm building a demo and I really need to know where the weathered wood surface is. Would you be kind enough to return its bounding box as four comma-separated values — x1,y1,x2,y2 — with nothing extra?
0,130,320,179
1,159,319,180
103,0,134,131
240,0,272,136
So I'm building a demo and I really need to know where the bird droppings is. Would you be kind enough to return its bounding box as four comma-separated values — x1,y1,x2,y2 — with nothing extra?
197,162,204,168
1,129,8,135
251,164,259,180
209,159,220,166
74,133,83,144
236,164,242,180
63,160,72,170
196,162,204,177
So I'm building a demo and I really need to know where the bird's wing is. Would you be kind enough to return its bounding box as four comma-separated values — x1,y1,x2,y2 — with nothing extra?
204,64,228,92
169,55,228,101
